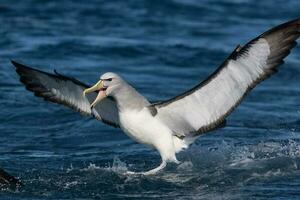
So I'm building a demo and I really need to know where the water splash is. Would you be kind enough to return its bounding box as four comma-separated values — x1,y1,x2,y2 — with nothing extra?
104,157,129,173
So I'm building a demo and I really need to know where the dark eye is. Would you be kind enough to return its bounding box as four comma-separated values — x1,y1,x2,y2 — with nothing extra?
107,78,112,81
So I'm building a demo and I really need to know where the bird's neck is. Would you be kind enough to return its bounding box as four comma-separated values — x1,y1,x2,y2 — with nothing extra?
112,84,150,113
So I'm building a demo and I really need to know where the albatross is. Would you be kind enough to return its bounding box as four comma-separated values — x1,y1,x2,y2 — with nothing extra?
12,19,300,175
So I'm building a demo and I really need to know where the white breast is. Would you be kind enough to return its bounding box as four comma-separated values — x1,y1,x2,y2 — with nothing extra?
119,108,188,161
119,108,173,145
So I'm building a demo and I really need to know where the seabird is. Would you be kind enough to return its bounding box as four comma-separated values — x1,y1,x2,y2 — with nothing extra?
12,19,300,175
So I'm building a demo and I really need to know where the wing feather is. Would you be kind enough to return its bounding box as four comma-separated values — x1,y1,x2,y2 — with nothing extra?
12,60,119,127
152,18,300,136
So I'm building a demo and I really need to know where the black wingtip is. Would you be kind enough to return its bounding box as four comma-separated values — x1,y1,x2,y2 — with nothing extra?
11,59,19,67
11,60,47,75
11,60,28,70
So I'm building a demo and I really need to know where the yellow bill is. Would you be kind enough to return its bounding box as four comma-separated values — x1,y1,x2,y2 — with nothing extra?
83,80,107,108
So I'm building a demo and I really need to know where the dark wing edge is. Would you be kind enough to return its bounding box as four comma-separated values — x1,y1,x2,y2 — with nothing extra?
12,60,92,116
12,60,120,128
152,18,300,135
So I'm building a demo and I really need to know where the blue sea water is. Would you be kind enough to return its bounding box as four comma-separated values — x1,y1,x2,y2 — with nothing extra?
0,0,300,199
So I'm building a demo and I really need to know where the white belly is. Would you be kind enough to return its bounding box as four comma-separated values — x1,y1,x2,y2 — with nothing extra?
119,108,169,147
118,108,187,162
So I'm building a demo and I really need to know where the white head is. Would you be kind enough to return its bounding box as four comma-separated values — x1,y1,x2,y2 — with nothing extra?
99,72,124,96
83,72,124,108
83,72,150,110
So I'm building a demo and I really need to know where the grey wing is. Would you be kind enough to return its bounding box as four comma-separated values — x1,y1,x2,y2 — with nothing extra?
151,18,300,136
12,60,119,127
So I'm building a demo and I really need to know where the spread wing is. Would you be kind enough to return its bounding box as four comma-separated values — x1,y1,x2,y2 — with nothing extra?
151,18,300,136
12,60,119,127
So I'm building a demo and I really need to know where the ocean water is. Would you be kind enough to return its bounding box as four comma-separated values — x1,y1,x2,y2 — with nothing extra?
0,0,300,199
